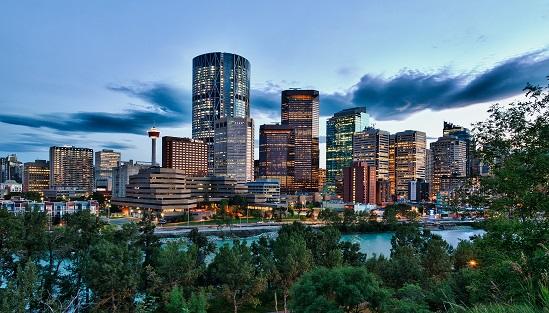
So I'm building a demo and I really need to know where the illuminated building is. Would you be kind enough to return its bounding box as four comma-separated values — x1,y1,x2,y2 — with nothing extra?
443,122,478,177
23,160,50,193
185,175,247,200
112,167,197,217
246,179,280,203
342,161,377,205
394,130,427,199
408,179,430,202
281,89,320,192
318,168,326,192
425,149,433,183
389,135,396,197
353,128,391,204
258,124,295,193
162,136,208,176
430,136,467,196
326,107,369,192
214,117,254,183
94,149,121,191
49,146,94,193
192,52,250,174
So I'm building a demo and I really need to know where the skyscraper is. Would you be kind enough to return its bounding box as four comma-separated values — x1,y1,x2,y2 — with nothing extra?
430,136,467,196
443,122,478,177
394,130,427,199
192,52,251,174
49,146,94,193
389,135,396,197
259,124,295,193
1,154,23,183
326,107,369,192
343,161,377,205
352,127,390,181
23,160,49,193
214,117,254,183
162,136,208,176
94,149,121,191
281,89,320,192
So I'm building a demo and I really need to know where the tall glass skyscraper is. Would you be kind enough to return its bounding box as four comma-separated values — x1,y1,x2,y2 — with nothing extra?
192,52,251,174
394,130,427,199
326,107,369,192
281,89,320,192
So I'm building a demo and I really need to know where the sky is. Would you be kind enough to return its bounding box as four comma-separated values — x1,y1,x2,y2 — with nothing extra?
1,0,549,167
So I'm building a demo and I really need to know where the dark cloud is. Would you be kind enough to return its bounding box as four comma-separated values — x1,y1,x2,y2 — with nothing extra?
0,83,191,135
249,50,549,121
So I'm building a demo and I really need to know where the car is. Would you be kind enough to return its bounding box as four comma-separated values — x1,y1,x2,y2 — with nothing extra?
159,219,167,225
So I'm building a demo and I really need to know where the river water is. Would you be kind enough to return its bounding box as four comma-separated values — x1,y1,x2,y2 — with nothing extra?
212,227,485,257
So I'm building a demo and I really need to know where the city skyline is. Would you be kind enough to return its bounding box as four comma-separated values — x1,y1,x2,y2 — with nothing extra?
1,1,549,166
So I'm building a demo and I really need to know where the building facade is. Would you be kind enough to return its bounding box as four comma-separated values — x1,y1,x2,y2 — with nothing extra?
1,154,23,183
23,160,50,193
326,107,369,191
258,124,295,193
430,136,467,196
49,146,94,193
281,89,320,192
112,167,197,216
246,179,280,204
185,176,247,201
112,160,150,198
94,149,121,191
162,136,208,176
213,117,254,183
394,130,427,199
192,52,251,174
342,161,377,205
352,127,390,181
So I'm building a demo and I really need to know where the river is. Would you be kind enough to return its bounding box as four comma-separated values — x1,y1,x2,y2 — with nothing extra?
212,226,485,257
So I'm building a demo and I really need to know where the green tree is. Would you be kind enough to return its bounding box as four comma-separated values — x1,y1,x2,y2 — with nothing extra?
473,82,549,219
208,240,266,313
289,266,388,313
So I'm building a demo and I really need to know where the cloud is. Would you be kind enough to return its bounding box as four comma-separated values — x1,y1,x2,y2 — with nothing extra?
249,50,549,122
0,83,191,135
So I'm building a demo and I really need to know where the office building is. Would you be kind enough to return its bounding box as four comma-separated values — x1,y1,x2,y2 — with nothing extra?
246,179,280,204
94,149,121,191
326,107,369,191
112,167,197,216
1,154,23,183
408,179,430,202
430,136,467,196
352,127,390,181
185,176,247,201
213,117,254,183
49,146,94,194
425,149,433,183
112,160,150,198
388,135,396,197
258,124,295,193
23,160,50,193
443,122,478,177
394,130,426,199
342,161,377,205
162,136,208,176
192,52,250,174
281,89,320,192
318,168,326,192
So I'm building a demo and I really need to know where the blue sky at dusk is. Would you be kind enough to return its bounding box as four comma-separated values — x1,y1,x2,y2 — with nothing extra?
1,0,549,167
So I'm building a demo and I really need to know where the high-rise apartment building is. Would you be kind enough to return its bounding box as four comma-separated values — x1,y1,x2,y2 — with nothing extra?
213,117,254,183
326,107,369,191
430,136,467,196
342,161,377,205
394,130,427,199
23,160,50,193
258,124,295,193
281,89,320,192
162,136,208,176
192,52,250,174
94,149,121,191
49,146,94,193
